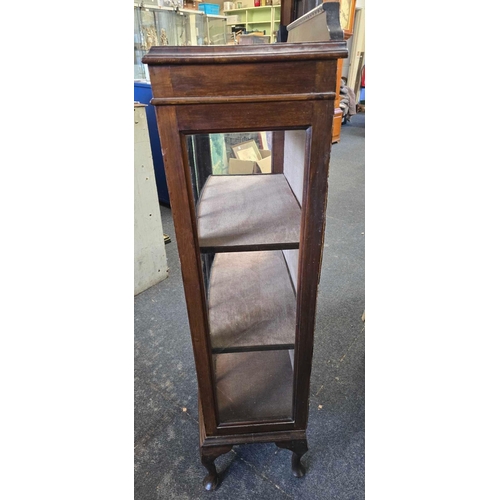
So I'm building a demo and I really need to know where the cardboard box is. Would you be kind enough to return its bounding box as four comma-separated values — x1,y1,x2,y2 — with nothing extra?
229,150,272,174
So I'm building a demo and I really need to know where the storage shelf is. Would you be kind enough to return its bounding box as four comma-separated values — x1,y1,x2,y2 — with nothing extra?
224,6,275,13
214,349,294,424
223,4,280,41
209,250,296,353
197,174,301,252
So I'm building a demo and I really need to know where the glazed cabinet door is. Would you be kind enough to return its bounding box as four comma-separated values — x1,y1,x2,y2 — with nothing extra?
155,107,333,435
184,128,305,428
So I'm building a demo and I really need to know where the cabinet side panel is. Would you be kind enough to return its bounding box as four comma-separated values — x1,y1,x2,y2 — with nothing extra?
151,61,328,98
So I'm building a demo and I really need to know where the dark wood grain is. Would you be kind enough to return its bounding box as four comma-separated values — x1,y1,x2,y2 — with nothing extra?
280,0,295,27
151,92,335,106
149,64,338,101
146,46,345,104
143,42,347,65
271,131,285,174
200,445,233,491
175,101,316,135
201,429,307,448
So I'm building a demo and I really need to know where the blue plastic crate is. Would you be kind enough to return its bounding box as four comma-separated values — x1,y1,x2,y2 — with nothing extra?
199,3,220,15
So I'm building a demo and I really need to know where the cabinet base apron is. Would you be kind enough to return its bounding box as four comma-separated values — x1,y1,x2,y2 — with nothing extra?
200,429,308,490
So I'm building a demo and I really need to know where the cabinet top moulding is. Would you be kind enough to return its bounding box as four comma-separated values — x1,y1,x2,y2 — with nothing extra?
142,41,347,66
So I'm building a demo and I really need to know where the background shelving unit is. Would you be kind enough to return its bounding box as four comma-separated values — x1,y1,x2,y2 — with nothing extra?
224,5,280,41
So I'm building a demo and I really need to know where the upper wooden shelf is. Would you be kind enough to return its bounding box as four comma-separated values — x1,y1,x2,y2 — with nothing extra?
209,250,296,354
197,174,301,253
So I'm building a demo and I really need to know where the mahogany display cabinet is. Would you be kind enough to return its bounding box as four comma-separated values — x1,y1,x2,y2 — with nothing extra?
143,32,347,491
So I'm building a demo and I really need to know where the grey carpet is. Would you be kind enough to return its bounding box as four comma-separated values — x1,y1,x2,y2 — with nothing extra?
134,112,365,499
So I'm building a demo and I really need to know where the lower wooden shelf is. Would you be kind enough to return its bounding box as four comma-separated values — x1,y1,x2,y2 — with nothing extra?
209,250,296,353
214,349,294,425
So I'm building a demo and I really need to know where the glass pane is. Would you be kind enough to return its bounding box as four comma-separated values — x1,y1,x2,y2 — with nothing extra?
139,9,158,50
206,17,228,45
190,13,207,46
154,10,178,47
134,7,148,80
171,11,206,46
184,129,309,425
135,7,217,79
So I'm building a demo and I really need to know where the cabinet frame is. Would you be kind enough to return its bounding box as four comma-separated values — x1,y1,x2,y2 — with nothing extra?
144,40,347,489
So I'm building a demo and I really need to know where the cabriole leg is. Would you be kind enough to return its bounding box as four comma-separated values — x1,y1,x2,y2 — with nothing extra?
275,439,308,477
200,445,232,491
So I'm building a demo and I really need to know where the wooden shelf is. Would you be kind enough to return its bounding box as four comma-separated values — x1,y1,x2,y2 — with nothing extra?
214,349,294,424
197,174,301,252
209,250,296,354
